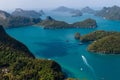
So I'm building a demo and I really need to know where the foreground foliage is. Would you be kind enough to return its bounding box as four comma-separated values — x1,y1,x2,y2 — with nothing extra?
0,25,64,80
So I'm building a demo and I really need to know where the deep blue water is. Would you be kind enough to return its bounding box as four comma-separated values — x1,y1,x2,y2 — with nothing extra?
6,12,120,80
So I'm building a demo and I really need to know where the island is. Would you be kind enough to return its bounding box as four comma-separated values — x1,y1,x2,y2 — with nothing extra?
0,9,97,29
79,30,120,54
53,6,83,17
0,10,41,28
0,25,65,80
12,8,41,18
53,6,75,12
71,10,83,17
81,6,96,14
39,10,45,15
95,5,120,20
88,35,120,54
37,16,97,29
80,30,118,42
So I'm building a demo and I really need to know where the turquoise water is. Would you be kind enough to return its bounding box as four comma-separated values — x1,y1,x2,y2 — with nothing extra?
6,12,120,80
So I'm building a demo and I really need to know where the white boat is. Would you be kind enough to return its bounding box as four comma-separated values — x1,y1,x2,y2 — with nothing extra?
80,68,83,71
79,42,83,45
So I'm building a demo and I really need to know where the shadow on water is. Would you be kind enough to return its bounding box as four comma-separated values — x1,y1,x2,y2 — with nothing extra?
34,41,69,58
62,68,75,78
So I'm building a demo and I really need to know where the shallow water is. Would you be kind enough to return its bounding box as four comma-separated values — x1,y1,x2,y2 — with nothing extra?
6,12,120,80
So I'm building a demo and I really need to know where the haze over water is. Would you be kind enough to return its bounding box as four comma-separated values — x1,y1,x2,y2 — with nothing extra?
0,0,120,10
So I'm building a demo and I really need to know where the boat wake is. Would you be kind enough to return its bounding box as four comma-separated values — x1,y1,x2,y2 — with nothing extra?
81,55,96,80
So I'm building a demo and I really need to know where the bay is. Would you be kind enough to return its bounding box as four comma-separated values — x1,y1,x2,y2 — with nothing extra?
6,11,120,80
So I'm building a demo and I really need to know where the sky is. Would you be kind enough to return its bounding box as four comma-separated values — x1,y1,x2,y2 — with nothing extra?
0,0,120,10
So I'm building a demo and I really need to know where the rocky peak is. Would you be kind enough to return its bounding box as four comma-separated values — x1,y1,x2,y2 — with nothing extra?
39,10,45,15
15,8,24,12
0,10,10,19
46,16,54,21
81,6,96,14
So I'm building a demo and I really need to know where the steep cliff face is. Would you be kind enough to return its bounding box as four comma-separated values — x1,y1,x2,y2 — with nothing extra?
0,10,11,19
0,25,65,80
0,25,35,58
96,5,120,20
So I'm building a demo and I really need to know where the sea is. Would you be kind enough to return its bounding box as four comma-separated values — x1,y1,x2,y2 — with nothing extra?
5,11,120,80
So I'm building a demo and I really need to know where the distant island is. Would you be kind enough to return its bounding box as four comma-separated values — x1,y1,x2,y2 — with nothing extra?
95,5,120,20
79,30,120,54
53,6,83,17
81,6,96,14
0,10,97,29
71,10,83,17
37,16,97,29
53,6,76,12
0,10,41,28
0,25,65,80
39,10,45,15
12,8,42,18
53,6,97,16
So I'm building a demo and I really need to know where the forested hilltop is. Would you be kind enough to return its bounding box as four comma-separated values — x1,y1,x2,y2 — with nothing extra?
0,25,65,80
76,30,120,54
37,16,97,29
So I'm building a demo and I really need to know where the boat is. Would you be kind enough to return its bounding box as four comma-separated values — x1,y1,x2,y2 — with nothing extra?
78,42,83,45
48,58,51,60
80,68,83,71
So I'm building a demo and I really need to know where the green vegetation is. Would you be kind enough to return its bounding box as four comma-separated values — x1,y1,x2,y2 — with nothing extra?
80,30,119,42
0,25,65,80
38,16,70,29
37,16,97,29
88,35,120,54
0,10,96,29
2,16,41,28
73,18,97,28
8,16,41,28
80,30,120,54
74,32,81,39
66,78,79,80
